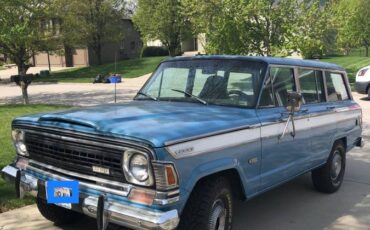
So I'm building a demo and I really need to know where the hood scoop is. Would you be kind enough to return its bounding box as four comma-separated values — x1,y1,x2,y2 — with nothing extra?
38,115,98,129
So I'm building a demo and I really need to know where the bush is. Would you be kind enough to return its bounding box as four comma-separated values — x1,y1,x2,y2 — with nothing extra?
142,46,169,57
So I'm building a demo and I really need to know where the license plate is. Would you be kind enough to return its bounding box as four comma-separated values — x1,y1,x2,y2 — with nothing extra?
46,181,77,209
53,187,72,209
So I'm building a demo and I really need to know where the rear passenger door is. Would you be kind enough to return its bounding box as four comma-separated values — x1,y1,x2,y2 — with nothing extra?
257,66,312,190
324,72,360,151
298,68,333,167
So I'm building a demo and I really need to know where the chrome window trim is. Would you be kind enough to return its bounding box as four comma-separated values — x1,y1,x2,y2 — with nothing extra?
256,64,349,109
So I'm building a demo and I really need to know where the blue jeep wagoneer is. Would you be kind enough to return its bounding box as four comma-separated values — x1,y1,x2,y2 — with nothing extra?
2,56,364,230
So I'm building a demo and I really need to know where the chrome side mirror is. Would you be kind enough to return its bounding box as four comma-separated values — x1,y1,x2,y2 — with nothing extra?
286,91,302,112
279,92,302,141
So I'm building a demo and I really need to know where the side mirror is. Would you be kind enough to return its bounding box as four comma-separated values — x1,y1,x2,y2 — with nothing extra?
286,91,302,112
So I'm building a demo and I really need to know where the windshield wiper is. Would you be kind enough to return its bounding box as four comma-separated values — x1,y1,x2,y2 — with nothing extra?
171,89,208,105
136,92,158,101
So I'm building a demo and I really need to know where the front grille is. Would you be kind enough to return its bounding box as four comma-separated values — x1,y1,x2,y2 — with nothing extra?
25,132,126,182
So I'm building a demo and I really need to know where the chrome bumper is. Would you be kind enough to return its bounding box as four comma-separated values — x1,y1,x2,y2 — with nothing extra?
1,164,179,230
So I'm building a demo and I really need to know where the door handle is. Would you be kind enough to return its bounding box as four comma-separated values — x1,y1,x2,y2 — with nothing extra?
327,106,336,110
301,108,309,113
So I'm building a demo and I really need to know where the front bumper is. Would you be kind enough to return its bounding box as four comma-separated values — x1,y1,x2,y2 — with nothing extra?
355,81,369,94
1,163,179,230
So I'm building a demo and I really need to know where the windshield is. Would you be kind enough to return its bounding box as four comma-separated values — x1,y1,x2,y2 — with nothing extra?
136,59,267,108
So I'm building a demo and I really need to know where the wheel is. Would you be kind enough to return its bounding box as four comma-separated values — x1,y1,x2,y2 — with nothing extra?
36,197,84,225
367,87,370,99
311,141,346,193
178,177,233,230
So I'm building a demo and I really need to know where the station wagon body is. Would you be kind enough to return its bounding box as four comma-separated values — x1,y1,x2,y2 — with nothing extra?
2,56,364,230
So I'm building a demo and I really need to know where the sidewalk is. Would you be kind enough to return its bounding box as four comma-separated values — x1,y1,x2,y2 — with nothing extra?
0,66,76,81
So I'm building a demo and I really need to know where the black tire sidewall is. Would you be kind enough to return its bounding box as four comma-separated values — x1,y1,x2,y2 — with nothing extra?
178,177,233,230
207,185,233,230
329,144,346,188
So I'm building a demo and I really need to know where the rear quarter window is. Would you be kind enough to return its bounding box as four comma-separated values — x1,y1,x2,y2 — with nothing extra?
325,72,349,102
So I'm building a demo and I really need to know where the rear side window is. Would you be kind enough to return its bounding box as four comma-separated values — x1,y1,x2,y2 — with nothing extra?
298,69,325,104
259,67,295,107
326,73,349,101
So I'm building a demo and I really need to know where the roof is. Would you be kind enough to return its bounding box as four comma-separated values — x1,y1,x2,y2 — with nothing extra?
164,55,345,71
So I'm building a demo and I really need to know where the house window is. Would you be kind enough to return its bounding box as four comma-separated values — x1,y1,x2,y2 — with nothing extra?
130,41,135,50
120,40,125,50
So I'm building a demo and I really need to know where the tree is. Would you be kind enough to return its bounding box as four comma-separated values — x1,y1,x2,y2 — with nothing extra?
51,0,127,65
333,0,370,57
133,0,192,56
288,0,334,59
0,0,50,104
183,0,297,56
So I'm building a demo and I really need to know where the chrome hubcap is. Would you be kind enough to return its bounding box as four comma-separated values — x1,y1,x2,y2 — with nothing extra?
331,151,342,180
209,199,227,230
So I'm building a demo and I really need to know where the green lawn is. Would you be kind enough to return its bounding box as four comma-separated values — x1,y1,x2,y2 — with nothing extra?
34,56,167,83
319,56,370,85
0,104,72,213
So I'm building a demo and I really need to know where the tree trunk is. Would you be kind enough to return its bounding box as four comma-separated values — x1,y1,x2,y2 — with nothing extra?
47,50,51,72
21,81,29,104
17,63,30,104
365,45,369,57
168,45,176,57
92,44,102,65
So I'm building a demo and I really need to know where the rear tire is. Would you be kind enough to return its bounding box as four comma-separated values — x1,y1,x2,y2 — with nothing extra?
178,177,233,230
311,141,346,193
36,197,83,225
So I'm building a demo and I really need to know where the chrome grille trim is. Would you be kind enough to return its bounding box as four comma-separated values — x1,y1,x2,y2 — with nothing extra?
29,160,130,189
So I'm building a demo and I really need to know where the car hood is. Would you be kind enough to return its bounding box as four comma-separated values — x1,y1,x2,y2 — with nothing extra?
13,101,260,147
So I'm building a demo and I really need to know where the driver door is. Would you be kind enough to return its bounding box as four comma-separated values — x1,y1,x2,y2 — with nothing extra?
257,66,312,191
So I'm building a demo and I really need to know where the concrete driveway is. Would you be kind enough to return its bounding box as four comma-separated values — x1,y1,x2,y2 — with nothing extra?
0,93,369,230
0,74,150,106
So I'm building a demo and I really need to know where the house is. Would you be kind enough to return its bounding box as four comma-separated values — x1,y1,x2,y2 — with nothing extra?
32,19,142,67
147,34,206,55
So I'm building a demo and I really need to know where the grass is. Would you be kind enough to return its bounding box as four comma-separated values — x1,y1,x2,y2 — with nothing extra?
34,56,167,83
319,56,370,85
0,104,72,213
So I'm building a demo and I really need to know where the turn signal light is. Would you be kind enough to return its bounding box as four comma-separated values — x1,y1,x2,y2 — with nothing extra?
165,165,177,186
128,188,155,205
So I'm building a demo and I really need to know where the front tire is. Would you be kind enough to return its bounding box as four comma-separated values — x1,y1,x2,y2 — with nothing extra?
311,141,346,193
178,177,233,230
36,197,83,225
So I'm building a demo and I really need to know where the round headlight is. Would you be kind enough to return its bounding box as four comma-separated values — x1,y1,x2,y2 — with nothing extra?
123,149,154,186
129,154,149,182
12,129,28,156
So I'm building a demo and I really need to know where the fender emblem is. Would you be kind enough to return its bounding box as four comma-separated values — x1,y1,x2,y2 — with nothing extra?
248,157,258,165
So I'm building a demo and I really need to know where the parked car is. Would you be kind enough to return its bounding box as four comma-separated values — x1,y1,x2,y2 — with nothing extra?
355,65,370,98
2,56,364,230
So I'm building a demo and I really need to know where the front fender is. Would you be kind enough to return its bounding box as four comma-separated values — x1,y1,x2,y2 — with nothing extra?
182,157,247,196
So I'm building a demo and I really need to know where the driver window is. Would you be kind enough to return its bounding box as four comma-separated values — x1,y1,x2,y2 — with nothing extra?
259,67,295,107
